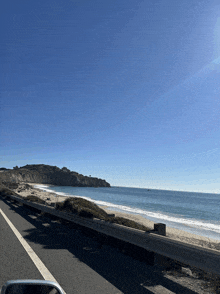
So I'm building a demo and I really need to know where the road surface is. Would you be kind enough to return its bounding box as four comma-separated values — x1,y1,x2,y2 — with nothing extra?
0,197,207,294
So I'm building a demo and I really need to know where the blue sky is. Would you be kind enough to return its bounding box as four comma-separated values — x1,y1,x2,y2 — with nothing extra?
1,0,220,193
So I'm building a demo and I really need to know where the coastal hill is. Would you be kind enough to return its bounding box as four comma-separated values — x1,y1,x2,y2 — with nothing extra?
0,164,110,187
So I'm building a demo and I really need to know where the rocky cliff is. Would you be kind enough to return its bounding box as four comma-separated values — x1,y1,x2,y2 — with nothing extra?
0,164,110,187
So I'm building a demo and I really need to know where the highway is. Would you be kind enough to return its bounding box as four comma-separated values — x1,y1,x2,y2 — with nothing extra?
0,197,207,294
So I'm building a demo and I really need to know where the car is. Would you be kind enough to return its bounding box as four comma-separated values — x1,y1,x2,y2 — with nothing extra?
1,280,65,294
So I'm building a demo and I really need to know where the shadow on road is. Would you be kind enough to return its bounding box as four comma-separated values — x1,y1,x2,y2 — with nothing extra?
3,198,200,294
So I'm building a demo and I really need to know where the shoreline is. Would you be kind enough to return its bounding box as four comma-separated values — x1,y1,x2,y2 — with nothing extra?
16,183,220,251
100,207,220,251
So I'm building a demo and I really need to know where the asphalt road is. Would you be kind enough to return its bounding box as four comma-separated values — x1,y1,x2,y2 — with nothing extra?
0,197,205,294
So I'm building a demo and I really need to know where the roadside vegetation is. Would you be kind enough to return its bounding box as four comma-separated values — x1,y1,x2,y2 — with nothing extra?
0,182,151,232
54,197,151,232
0,182,20,197
0,181,219,293
25,195,46,205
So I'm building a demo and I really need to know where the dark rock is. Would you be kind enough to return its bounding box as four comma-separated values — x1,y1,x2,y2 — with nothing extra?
181,267,193,276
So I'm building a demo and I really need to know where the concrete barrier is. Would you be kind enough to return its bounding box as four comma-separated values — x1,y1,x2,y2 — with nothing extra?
4,195,220,276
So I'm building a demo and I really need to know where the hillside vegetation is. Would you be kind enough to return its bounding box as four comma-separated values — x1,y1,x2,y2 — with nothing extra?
0,164,110,187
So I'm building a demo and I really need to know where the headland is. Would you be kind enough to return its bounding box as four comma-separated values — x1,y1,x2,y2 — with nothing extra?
0,164,110,187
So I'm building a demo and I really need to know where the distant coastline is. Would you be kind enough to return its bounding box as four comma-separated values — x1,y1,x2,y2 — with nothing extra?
0,164,110,188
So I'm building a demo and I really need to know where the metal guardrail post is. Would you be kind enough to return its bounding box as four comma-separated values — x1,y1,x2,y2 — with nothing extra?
3,194,220,276
154,223,166,236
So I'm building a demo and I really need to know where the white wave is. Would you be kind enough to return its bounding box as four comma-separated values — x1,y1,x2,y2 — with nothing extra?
34,184,51,189
92,200,220,234
34,185,220,234
34,185,70,196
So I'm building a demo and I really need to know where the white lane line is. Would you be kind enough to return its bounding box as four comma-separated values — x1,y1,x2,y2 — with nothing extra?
0,208,66,294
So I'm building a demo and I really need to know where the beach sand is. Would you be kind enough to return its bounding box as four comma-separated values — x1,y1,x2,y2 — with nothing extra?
16,183,67,204
16,183,220,252
101,207,220,251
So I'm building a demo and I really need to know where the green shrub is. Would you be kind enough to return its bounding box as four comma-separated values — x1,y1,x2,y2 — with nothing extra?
2,182,19,189
0,186,18,197
56,197,109,220
107,216,150,232
25,195,46,205
55,197,150,232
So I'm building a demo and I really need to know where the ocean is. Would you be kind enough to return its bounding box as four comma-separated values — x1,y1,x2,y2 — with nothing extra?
35,185,220,241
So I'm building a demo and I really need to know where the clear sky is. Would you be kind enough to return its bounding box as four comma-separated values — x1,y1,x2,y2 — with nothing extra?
1,0,220,193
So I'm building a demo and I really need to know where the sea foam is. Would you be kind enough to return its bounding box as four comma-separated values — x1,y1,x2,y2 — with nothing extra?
35,184,220,236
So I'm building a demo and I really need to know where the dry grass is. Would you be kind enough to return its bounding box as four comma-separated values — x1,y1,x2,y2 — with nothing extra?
199,271,220,293
56,197,109,219
1,182,19,190
25,195,46,205
1,189,219,292
56,197,151,232
107,216,151,231
0,183,20,197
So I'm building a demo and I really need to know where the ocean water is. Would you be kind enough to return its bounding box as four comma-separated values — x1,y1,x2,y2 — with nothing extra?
35,185,220,241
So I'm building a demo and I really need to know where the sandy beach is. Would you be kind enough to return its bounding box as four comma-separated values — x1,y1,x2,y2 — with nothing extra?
16,183,220,252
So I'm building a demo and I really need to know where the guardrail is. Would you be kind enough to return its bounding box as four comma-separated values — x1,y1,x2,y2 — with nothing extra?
4,195,220,276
